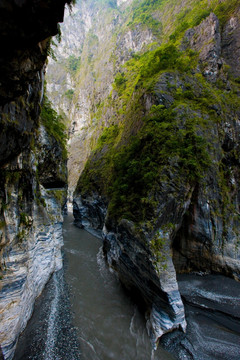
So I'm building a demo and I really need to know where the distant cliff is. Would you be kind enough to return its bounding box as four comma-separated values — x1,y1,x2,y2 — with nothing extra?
0,1,72,359
64,0,240,348
46,0,158,194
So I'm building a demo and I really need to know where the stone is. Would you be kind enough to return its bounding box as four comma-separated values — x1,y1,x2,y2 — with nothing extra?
183,13,222,82
222,6,240,78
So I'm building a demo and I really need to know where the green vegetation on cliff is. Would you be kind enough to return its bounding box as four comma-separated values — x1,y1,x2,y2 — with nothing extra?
112,43,198,110
75,0,240,229
40,96,68,159
77,80,214,222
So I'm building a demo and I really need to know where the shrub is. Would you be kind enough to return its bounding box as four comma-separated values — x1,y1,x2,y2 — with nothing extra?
40,96,68,158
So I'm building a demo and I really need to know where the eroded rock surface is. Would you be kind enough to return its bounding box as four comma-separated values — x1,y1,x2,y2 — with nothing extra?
103,218,187,346
161,274,240,360
0,134,67,360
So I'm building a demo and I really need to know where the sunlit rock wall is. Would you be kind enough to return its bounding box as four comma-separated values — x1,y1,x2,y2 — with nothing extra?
46,0,153,194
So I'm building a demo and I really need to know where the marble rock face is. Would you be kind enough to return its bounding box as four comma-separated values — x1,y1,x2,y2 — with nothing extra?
0,183,65,360
73,192,188,346
103,220,187,347
0,127,67,360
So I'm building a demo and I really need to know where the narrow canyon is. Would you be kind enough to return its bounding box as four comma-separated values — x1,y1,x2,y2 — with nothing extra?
0,1,240,359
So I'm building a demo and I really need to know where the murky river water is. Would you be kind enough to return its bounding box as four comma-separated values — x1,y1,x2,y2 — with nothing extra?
14,214,174,360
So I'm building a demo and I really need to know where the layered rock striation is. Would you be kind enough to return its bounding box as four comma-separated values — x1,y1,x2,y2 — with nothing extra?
161,273,240,359
0,146,67,360
0,1,70,359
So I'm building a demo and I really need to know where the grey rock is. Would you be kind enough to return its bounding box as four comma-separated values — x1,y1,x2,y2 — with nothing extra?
183,13,222,82
222,6,240,78
161,274,240,360
73,191,188,346
103,220,187,347
73,194,107,232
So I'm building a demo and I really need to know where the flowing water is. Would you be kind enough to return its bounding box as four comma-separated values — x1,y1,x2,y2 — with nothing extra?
14,214,174,360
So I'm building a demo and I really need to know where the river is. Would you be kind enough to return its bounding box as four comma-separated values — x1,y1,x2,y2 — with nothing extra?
13,213,240,360
14,214,174,360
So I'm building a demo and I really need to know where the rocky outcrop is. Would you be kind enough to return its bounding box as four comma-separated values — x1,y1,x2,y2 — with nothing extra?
0,1,70,359
0,163,66,360
37,125,67,189
173,171,240,280
222,7,240,78
183,8,240,81
161,274,240,360
73,172,191,344
73,193,188,344
73,194,107,232
0,0,67,104
0,129,67,360
103,218,187,346
183,13,222,82
0,73,42,167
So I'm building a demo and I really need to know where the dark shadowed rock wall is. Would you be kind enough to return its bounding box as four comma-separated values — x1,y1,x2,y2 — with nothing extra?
0,1,70,359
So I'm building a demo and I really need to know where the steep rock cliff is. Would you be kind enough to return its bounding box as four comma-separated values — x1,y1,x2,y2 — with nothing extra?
46,0,162,194
172,9,240,279
72,0,240,350
0,137,67,360
0,1,70,359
